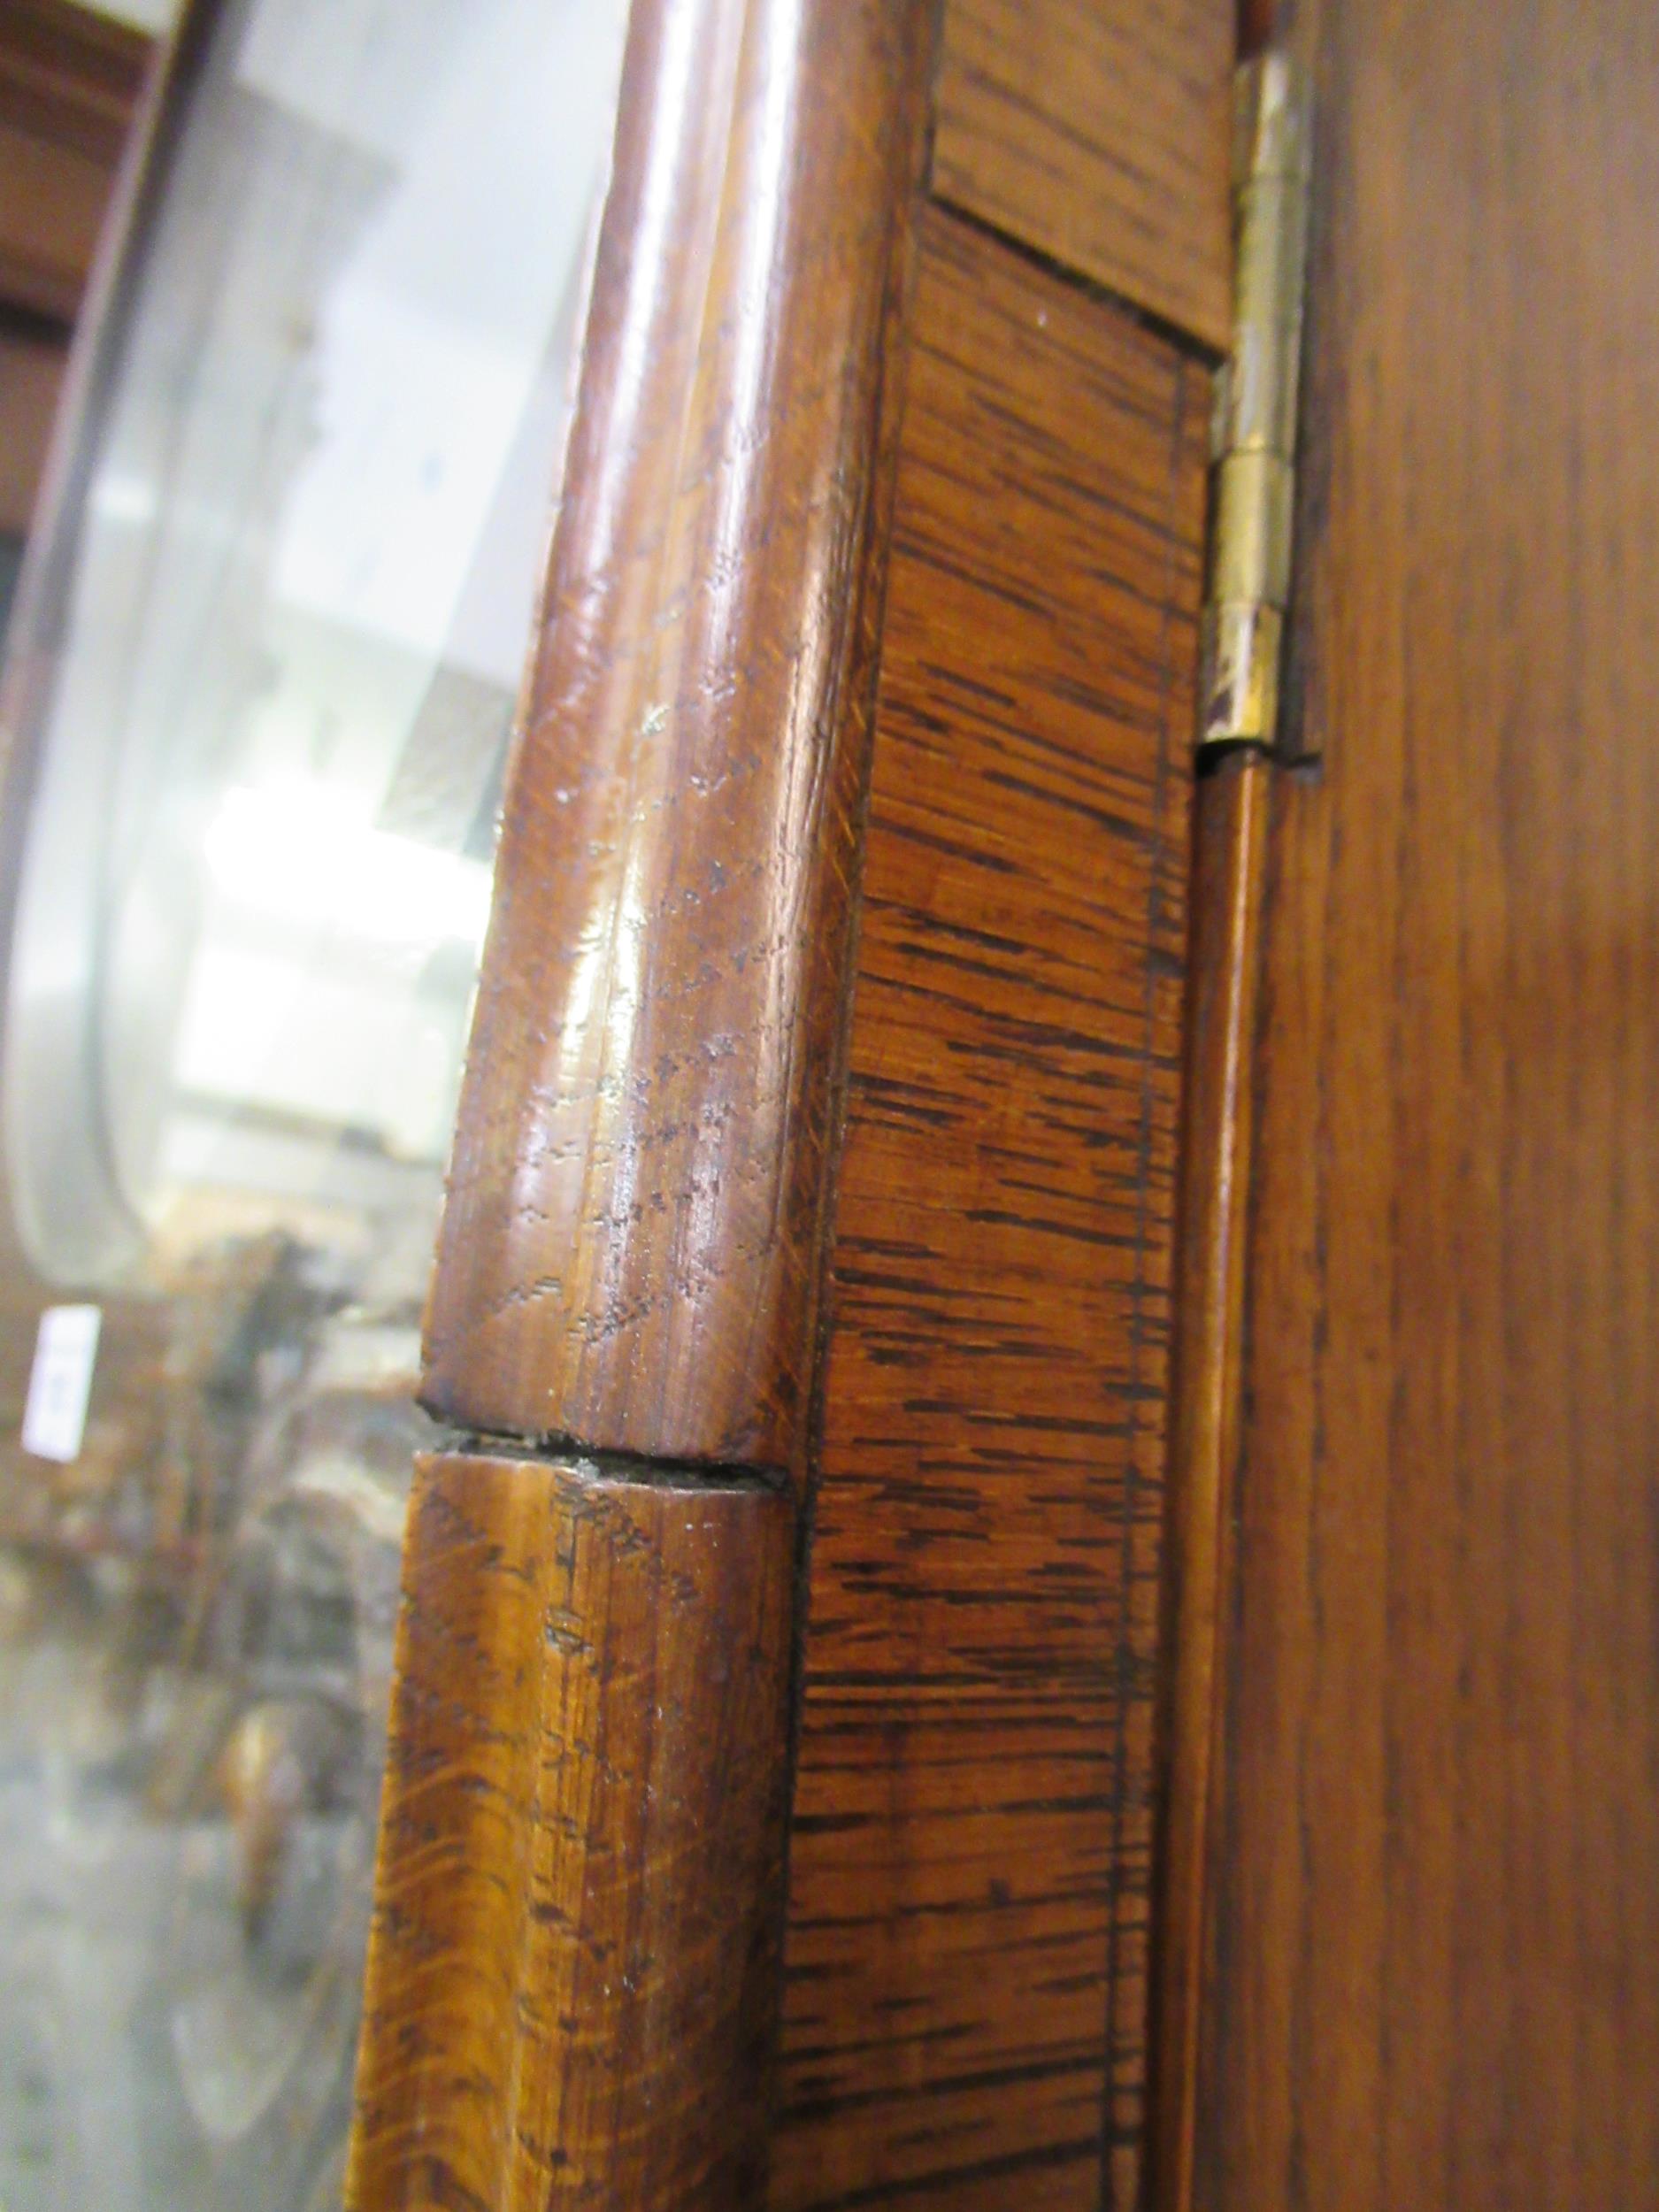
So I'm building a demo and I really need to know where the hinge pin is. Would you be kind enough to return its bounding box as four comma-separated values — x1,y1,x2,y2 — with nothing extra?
1198,51,1312,754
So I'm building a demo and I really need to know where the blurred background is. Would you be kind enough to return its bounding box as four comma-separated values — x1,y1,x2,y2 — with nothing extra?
0,3,626,2202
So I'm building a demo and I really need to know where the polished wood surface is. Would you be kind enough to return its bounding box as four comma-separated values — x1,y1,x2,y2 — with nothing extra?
1148,751,1270,2212
933,0,1233,351
349,1450,797,2212
1189,0,1659,2202
771,205,1208,2212
423,0,940,1471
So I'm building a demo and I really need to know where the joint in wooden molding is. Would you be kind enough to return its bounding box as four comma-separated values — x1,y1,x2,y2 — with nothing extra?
430,1426,793,1495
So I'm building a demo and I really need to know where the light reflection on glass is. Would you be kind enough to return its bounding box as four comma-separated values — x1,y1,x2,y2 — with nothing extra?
0,2,626,2206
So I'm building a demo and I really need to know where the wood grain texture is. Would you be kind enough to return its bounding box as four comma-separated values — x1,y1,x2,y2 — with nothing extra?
347,1450,798,2212
933,0,1233,352
771,207,1208,2212
1148,750,1270,2212
422,0,941,1471
1194,0,1659,2203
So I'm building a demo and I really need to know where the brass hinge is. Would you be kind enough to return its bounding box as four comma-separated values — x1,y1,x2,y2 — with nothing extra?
1197,51,1312,756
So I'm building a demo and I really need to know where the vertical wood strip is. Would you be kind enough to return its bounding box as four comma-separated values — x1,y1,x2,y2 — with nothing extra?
422,0,942,1473
347,1451,798,2211
770,207,1208,2212
1148,749,1271,2212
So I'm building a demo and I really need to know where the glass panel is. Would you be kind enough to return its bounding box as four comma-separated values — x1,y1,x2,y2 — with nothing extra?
0,2,626,2204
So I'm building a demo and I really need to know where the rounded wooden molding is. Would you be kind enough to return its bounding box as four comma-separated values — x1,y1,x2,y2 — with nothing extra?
421,0,943,1474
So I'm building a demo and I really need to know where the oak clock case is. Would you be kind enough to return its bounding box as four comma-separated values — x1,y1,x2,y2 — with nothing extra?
0,1,626,2205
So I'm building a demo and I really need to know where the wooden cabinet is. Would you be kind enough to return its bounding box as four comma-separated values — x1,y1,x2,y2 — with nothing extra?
2,1,1656,2208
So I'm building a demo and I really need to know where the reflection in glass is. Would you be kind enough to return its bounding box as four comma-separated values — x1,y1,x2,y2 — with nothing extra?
0,1,625,2204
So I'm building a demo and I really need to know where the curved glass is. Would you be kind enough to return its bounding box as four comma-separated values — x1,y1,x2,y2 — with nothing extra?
0,1,625,2204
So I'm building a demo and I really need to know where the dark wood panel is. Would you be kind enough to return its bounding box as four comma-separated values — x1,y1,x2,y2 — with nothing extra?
0,0,148,324
772,206,1208,2212
0,120,110,322
1193,0,1659,2204
0,0,148,167
0,328,65,534
422,0,940,1471
348,1450,797,2212
1238,0,1279,55
933,0,1233,351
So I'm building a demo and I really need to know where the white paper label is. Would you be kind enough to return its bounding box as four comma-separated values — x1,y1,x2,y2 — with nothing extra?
21,1304,102,1463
